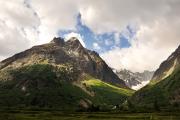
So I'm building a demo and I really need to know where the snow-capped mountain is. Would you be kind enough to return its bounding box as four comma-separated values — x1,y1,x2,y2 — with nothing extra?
115,69,154,90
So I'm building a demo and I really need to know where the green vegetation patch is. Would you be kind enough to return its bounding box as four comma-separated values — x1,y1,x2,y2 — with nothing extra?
82,78,134,106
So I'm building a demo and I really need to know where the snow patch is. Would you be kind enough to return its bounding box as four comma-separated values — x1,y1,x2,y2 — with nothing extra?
131,80,150,90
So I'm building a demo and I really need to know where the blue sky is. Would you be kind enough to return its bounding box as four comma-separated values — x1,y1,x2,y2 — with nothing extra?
58,14,134,53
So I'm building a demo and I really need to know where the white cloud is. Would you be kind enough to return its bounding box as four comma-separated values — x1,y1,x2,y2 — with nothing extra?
93,42,101,50
29,0,80,43
80,0,180,33
0,0,40,58
0,0,81,60
64,32,86,47
101,44,175,72
101,20,180,72
79,0,180,72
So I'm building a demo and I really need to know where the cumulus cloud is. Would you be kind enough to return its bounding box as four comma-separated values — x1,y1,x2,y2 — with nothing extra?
29,0,80,44
79,0,180,72
0,0,40,58
101,17,180,72
80,0,180,33
0,0,80,59
101,43,175,72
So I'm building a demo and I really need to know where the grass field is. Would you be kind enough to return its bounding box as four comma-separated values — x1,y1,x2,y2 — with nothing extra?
0,110,180,120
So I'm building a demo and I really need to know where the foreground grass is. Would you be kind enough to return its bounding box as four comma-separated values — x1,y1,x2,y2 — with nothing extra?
0,110,180,120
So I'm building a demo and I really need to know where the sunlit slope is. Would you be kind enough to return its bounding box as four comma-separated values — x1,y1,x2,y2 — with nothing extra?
82,79,134,106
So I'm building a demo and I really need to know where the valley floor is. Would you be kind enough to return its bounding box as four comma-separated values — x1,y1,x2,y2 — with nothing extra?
0,110,180,120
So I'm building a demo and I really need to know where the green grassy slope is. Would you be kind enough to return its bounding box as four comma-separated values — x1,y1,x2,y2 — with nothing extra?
82,79,134,107
0,64,89,110
0,64,133,111
130,68,180,111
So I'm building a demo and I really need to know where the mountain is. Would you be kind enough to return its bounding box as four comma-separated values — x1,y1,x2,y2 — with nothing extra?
0,37,132,111
0,37,126,87
152,45,180,83
115,69,154,90
129,45,180,111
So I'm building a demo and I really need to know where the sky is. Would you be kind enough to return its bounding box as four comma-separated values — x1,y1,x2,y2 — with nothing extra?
0,0,180,72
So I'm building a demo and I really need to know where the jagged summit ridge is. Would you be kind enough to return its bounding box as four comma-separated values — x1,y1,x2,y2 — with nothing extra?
50,37,83,47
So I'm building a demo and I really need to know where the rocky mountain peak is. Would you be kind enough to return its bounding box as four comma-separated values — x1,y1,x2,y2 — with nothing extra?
50,37,84,49
0,37,127,88
66,37,84,49
50,37,65,46
68,37,80,42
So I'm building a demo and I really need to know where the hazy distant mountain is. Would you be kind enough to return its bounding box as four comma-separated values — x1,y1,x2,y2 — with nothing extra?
0,37,132,111
115,69,154,90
